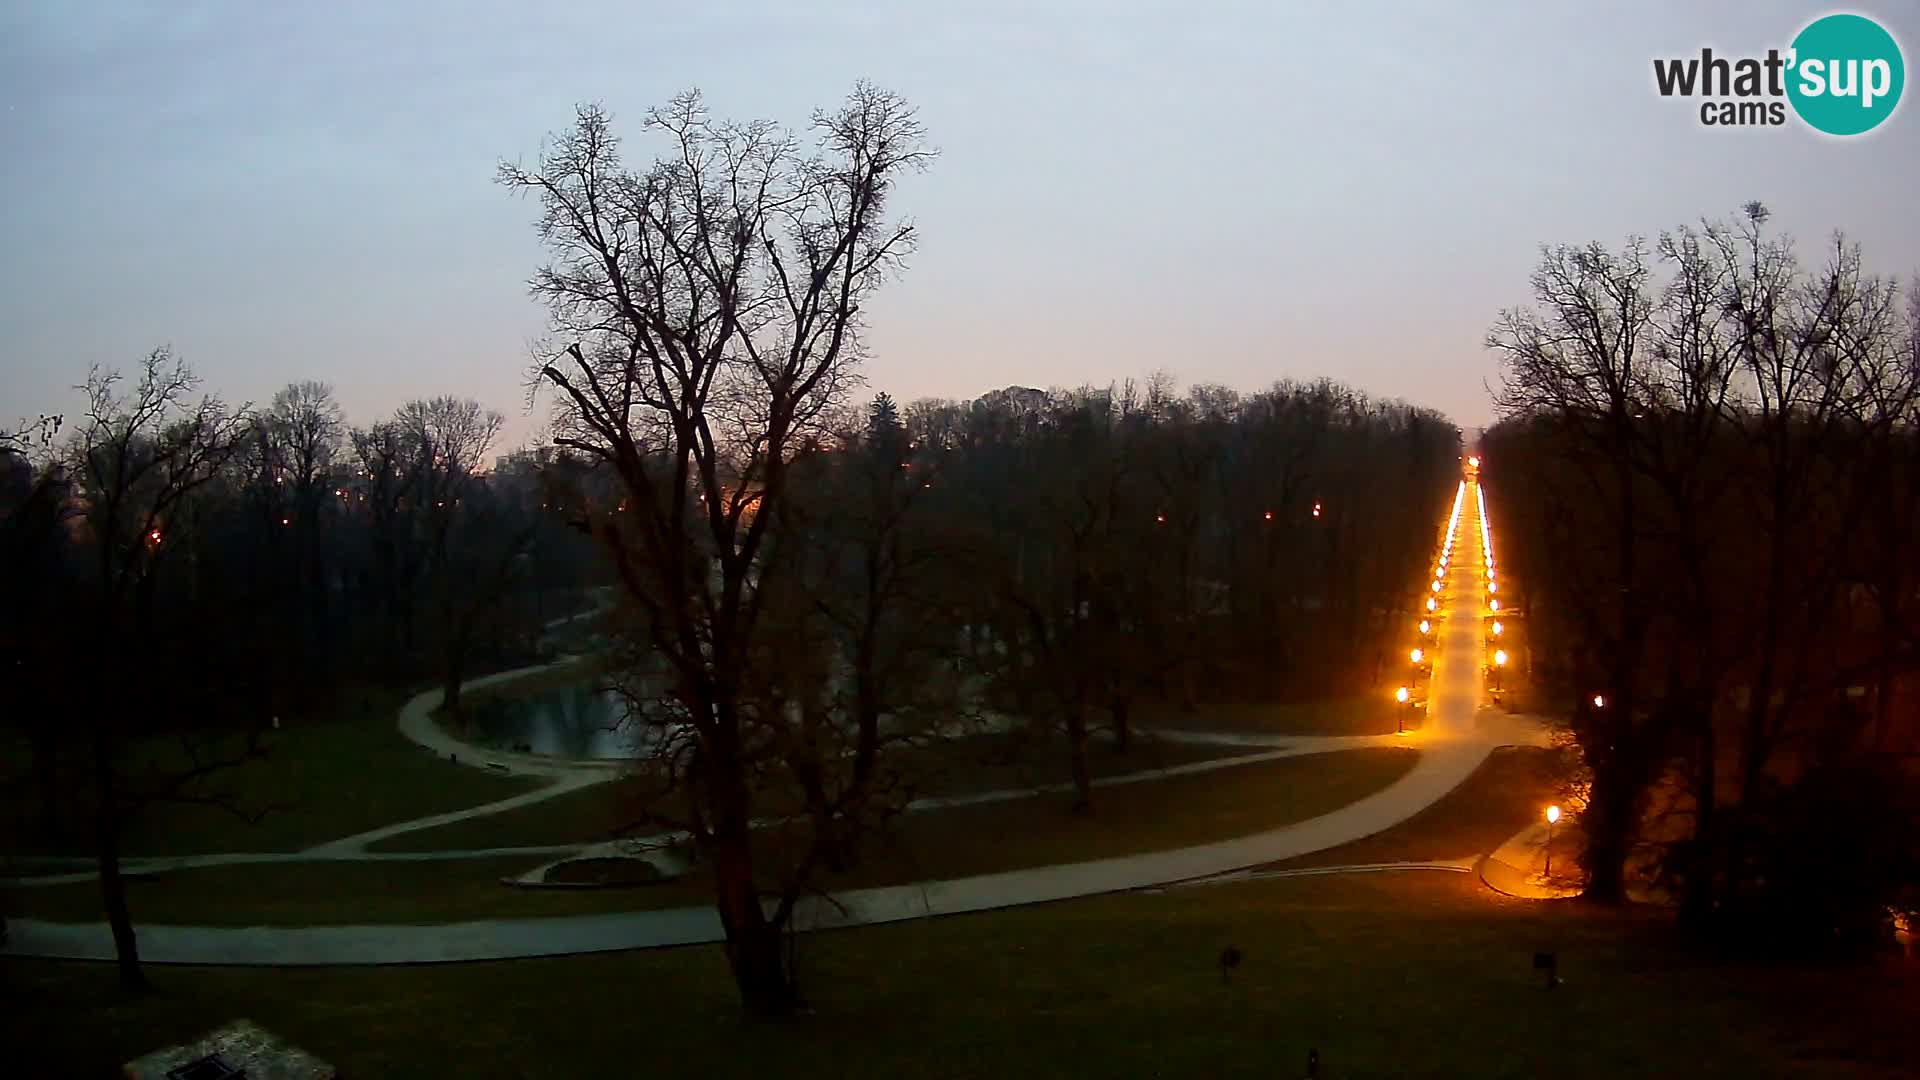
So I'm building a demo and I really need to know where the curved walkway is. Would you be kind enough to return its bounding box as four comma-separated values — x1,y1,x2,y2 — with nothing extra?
3,732,1507,965
0,732,1413,889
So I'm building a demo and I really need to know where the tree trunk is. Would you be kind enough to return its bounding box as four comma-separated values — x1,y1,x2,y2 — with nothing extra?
443,618,470,725
1580,756,1640,905
711,831,795,1017
92,743,147,993
1067,704,1093,811
1679,716,1718,928
1110,695,1131,754
443,645,465,721
33,729,63,845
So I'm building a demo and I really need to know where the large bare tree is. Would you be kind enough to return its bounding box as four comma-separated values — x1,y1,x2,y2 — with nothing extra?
500,84,932,1014
68,349,260,990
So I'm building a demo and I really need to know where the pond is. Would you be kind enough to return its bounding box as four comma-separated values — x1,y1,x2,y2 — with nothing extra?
464,682,673,760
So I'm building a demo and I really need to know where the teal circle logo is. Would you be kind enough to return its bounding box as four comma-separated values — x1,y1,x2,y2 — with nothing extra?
1786,13,1904,135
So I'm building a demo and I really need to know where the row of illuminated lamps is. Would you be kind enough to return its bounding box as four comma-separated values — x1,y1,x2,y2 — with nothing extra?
1396,477,1471,717
1475,457,1579,855
1477,463,1510,684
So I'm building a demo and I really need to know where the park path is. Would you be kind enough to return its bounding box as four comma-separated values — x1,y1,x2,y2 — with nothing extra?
1,477,1551,962
3,732,1510,965
0,734,1408,888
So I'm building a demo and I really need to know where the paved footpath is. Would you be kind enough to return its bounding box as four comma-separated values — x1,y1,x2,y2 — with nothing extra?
2,732,1506,965
1,487,1548,964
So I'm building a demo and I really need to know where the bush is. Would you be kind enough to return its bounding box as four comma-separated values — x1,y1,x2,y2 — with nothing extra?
1702,757,1919,959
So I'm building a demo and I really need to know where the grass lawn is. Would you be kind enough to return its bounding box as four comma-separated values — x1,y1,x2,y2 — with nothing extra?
8,871,1914,1078
1133,695,1399,736
7,748,1415,926
0,685,539,858
373,732,1256,852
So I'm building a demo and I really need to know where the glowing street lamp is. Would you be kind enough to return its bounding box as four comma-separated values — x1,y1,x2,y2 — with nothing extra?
1493,649,1508,667
1410,647,1424,665
1544,805,1561,878
1418,619,1431,635
1468,455,1480,468
1395,685,1411,734
1489,599,1500,612
1395,686,1409,704
1431,580,1442,593
1426,597,1437,613
1592,694,1607,709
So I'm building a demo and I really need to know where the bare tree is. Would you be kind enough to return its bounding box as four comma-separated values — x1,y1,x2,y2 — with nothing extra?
67,348,259,991
1488,239,1662,904
1488,206,1920,929
500,84,932,1014
349,419,430,660
261,381,346,676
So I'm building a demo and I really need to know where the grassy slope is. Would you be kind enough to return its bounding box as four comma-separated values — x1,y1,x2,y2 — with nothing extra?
8,872,1914,1078
7,749,1414,926
372,734,1254,852
0,685,539,858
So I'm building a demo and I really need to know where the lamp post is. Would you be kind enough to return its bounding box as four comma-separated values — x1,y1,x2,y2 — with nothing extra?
1544,805,1561,879
1395,686,1410,734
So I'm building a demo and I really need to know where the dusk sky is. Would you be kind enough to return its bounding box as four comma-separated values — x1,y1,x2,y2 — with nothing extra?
4,1,1916,452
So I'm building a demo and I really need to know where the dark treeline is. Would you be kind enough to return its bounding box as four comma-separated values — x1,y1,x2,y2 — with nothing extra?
1484,202,1920,953
0,353,596,988
897,376,1457,734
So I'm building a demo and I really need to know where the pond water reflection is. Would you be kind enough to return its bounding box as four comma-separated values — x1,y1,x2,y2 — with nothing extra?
465,683,668,760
